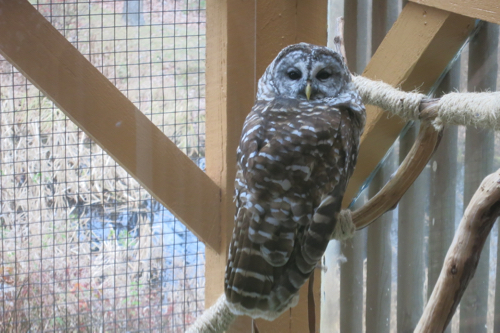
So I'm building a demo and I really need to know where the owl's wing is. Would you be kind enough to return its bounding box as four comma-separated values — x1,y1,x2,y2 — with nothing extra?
298,106,361,272
226,99,356,318
239,99,342,264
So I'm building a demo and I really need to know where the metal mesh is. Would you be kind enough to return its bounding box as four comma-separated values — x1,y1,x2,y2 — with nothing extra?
0,1,205,331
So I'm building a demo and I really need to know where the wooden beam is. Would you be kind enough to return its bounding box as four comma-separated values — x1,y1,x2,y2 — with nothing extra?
205,0,327,331
0,0,221,250
205,0,255,330
410,0,500,25
255,0,329,82
257,2,326,331
342,2,475,207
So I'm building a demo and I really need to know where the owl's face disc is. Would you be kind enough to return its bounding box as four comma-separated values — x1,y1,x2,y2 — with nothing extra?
257,43,351,101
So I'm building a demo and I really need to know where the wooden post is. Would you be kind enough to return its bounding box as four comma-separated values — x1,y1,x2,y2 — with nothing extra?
355,0,371,72
343,0,358,73
371,0,388,55
205,0,327,331
205,0,255,330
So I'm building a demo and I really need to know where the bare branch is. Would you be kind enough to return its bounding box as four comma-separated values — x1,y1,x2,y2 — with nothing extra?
352,120,442,230
419,99,440,121
415,169,500,332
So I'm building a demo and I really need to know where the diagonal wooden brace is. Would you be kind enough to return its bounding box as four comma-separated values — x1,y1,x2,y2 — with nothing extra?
0,0,222,251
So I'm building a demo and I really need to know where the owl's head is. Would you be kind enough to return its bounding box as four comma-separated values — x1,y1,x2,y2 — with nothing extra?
257,43,351,101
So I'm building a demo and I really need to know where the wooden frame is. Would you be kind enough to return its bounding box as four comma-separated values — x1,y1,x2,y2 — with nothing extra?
1,0,499,332
410,0,500,25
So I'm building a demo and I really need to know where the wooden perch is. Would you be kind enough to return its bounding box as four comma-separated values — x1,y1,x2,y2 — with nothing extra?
352,120,442,230
415,168,500,333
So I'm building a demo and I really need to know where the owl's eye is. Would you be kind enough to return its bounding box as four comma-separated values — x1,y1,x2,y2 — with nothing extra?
316,70,331,80
287,70,302,80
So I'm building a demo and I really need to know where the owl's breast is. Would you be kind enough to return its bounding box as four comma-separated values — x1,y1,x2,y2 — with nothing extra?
243,107,342,198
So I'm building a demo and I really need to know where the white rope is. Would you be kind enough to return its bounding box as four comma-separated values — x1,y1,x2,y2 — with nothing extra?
352,75,500,131
352,75,425,121
332,209,356,240
434,91,500,130
186,294,236,333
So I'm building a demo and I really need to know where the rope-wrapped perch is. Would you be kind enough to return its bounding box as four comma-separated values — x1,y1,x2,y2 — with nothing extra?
333,209,356,240
186,295,236,333
352,75,500,131
352,75,425,121
425,91,500,130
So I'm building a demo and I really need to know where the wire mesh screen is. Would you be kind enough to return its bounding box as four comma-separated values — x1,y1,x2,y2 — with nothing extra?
0,1,206,331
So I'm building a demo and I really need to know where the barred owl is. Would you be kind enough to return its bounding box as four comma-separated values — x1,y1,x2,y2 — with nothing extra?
224,43,365,320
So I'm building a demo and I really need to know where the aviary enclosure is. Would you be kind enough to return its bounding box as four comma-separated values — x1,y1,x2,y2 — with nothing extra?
0,0,500,332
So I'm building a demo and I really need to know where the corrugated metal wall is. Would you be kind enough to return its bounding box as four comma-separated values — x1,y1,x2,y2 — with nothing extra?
323,1,500,332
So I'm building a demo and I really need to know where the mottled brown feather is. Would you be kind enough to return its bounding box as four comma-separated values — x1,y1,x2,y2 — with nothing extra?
224,43,365,320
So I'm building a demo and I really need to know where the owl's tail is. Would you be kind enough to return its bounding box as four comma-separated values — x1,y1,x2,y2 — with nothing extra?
224,201,290,321
224,195,340,321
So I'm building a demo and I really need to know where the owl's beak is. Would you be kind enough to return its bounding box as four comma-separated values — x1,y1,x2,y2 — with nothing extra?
305,81,312,100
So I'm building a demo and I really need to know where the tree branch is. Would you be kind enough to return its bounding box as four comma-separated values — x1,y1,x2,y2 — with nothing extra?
352,120,442,230
415,169,500,332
